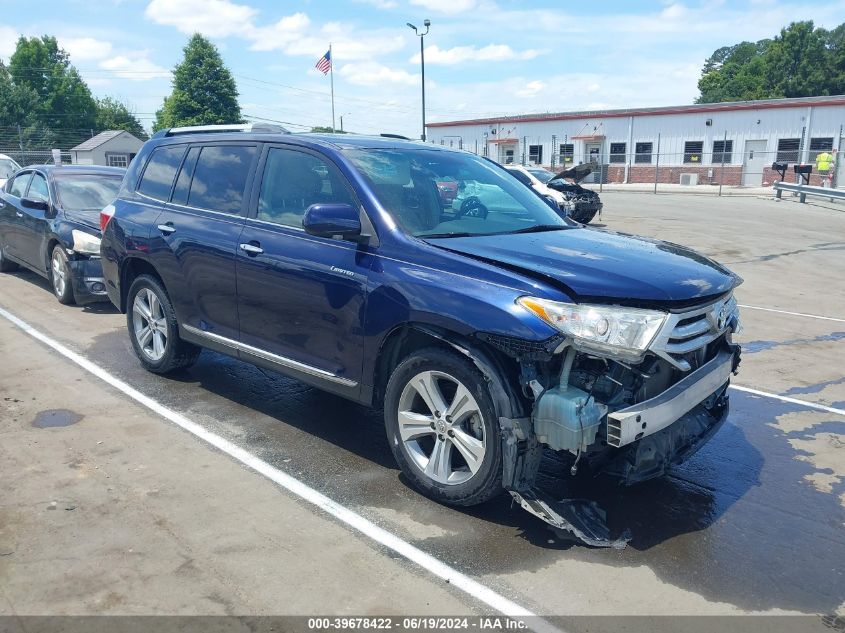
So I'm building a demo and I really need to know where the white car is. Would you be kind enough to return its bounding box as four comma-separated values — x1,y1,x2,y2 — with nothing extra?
0,154,21,189
504,165,567,211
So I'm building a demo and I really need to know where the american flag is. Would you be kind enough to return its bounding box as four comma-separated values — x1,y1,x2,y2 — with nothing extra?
315,49,331,74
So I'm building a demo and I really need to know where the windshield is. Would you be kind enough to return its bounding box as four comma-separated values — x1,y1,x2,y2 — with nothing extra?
344,148,568,238
527,168,555,183
55,174,122,213
0,159,20,180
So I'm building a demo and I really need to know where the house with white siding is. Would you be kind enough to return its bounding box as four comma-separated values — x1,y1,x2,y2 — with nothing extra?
70,130,144,168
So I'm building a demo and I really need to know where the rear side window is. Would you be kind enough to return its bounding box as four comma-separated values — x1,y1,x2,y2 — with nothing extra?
171,147,200,206
138,145,186,201
187,145,256,215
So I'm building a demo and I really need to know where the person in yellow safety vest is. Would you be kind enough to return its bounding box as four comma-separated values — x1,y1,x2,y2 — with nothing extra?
815,149,835,186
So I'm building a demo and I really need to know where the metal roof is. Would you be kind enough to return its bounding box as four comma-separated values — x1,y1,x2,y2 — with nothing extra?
427,94,845,128
70,130,135,152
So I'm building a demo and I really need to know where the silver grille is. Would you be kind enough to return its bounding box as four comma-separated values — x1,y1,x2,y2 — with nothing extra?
650,295,738,371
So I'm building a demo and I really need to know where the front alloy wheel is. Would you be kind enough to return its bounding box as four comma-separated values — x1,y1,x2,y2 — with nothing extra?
384,347,503,506
51,246,75,304
397,370,486,485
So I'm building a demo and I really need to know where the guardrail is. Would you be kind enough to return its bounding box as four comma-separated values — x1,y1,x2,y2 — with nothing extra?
773,181,845,203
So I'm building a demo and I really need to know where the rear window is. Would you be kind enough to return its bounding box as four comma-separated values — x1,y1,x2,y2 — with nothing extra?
187,145,256,215
138,145,186,201
55,174,122,212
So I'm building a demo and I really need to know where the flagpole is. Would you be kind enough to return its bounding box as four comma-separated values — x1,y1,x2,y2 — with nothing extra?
329,43,336,133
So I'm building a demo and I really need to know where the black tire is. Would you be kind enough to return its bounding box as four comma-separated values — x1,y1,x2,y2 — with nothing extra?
126,274,200,374
0,246,18,272
50,245,76,305
384,347,503,506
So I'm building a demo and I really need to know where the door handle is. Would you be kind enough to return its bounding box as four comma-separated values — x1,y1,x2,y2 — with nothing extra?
157,223,176,234
15,212,23,218
239,242,263,255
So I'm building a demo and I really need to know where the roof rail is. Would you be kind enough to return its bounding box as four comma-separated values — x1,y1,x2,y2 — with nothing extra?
380,133,412,140
152,123,290,138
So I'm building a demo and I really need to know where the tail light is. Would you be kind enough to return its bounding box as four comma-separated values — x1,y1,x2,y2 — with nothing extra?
100,203,116,233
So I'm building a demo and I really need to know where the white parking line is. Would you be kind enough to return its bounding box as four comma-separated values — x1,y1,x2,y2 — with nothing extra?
0,305,558,629
738,304,845,323
729,385,845,417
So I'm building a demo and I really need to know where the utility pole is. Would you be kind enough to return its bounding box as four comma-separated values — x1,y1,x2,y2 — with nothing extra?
407,19,430,142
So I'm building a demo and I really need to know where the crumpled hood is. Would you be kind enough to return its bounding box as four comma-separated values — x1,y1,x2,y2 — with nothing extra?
428,228,740,303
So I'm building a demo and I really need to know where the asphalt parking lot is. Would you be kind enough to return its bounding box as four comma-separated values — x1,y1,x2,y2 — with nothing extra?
1,192,843,625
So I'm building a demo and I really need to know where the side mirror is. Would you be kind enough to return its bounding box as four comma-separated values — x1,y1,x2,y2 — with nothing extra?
21,197,49,212
303,203,362,240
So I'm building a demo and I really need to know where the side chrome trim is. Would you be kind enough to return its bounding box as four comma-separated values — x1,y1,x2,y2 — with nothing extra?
181,323,357,387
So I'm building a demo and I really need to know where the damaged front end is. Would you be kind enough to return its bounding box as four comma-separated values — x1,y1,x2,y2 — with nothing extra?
483,293,742,547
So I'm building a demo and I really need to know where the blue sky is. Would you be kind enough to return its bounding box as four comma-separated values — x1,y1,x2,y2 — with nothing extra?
2,0,844,137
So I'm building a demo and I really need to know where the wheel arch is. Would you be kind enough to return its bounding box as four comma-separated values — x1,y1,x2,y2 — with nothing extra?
373,323,527,421
44,236,62,275
119,256,166,313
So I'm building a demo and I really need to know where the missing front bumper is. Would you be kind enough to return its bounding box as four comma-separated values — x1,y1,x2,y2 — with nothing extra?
607,349,735,447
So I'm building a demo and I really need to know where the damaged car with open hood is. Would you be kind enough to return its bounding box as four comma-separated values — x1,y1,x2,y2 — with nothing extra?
545,163,604,224
101,131,742,547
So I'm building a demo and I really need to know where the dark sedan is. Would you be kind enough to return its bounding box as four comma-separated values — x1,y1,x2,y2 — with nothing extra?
0,164,124,305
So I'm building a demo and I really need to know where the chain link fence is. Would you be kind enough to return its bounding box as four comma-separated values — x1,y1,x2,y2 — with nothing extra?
0,149,73,167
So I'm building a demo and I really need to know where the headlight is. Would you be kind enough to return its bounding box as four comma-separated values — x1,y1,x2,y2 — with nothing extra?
71,230,102,256
518,297,667,359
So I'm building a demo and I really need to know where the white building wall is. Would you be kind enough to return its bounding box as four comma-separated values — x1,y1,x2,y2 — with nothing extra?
427,102,845,170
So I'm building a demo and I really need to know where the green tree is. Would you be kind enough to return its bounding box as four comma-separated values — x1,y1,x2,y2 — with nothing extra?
8,36,97,146
696,40,770,103
310,126,346,133
95,97,148,139
154,34,241,131
696,21,843,103
763,21,829,98
0,61,38,128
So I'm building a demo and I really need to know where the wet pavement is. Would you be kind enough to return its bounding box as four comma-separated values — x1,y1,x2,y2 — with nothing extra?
1,192,843,617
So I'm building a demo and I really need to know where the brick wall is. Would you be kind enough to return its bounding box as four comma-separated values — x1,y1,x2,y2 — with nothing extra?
761,166,832,187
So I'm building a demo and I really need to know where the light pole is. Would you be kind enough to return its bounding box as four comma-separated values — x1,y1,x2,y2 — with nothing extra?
407,19,430,142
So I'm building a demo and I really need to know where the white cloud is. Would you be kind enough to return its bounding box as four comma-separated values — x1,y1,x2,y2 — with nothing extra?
0,26,20,59
409,0,482,14
412,43,540,65
60,37,113,61
145,0,258,37
338,62,419,86
356,0,398,7
247,12,310,50
516,80,545,98
99,54,171,81
250,21,405,62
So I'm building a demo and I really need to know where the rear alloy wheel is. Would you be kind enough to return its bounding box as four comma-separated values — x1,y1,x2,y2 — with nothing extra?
385,348,502,506
50,245,75,305
127,274,200,374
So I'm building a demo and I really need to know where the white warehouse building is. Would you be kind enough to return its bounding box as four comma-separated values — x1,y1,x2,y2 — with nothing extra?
426,95,845,187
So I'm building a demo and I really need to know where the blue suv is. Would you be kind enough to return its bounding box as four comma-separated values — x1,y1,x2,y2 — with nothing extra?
101,125,741,544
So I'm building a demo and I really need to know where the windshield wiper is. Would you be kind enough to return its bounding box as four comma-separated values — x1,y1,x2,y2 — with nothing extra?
418,232,475,239
504,224,570,235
